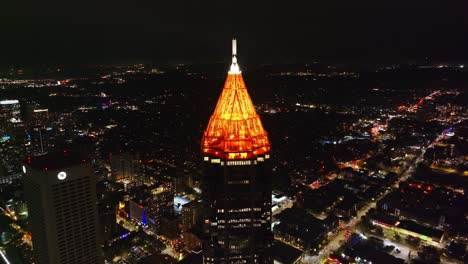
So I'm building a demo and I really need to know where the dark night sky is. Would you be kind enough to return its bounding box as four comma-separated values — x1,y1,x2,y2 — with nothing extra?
1,1,467,66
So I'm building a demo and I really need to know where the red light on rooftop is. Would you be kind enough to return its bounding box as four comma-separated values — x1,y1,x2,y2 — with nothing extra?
44,167,48,171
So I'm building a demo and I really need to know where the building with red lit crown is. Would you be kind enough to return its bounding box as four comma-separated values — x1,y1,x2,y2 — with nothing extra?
201,38,273,264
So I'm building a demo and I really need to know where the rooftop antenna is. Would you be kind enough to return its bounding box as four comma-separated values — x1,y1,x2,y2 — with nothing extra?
229,38,241,74
232,38,237,57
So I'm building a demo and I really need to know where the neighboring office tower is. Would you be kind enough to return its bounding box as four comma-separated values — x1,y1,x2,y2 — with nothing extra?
127,181,174,232
109,152,142,184
0,99,21,124
201,38,273,264
24,151,102,264
181,200,203,232
31,126,49,156
32,108,49,127
30,109,50,156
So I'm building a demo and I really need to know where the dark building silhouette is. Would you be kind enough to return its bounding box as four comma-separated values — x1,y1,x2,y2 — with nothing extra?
109,152,143,186
30,126,49,156
29,108,50,156
96,180,119,243
182,200,203,231
24,151,102,264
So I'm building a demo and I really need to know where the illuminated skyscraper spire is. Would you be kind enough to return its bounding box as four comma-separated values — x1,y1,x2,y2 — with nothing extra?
201,39,273,264
229,38,241,74
202,38,270,160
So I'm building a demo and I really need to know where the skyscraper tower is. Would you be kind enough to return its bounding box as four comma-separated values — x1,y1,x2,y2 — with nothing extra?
30,126,49,156
201,38,273,264
24,151,102,264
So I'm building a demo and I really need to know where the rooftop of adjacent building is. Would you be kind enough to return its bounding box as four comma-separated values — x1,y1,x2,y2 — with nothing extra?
140,254,177,264
177,251,203,264
369,211,445,240
272,240,303,264
25,150,88,171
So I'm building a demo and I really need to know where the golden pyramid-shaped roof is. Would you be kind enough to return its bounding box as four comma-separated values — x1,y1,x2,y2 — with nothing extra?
201,39,270,160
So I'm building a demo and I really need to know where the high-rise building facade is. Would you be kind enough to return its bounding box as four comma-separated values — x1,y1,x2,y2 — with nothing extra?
28,108,50,156
0,99,22,134
182,200,203,231
30,126,49,156
0,99,21,124
109,152,143,185
127,181,174,232
31,108,49,127
201,39,273,264
96,181,119,243
24,151,102,264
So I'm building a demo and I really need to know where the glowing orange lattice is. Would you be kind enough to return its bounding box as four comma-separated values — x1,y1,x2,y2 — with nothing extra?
202,73,270,160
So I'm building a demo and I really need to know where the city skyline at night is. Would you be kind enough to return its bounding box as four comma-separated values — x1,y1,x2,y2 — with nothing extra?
0,38,466,264
0,3,467,264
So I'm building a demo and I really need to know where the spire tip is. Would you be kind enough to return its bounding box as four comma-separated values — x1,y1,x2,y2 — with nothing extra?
229,38,241,74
